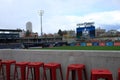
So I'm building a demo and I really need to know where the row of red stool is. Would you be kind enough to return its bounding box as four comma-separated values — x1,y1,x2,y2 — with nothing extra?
0,60,63,80
0,59,116,80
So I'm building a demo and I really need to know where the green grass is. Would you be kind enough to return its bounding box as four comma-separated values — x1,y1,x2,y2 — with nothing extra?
30,46,120,50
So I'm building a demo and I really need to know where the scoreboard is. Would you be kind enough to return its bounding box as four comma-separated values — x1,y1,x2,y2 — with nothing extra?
76,26,95,39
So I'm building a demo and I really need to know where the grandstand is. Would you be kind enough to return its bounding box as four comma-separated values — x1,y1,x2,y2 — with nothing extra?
0,29,63,49
0,29,22,49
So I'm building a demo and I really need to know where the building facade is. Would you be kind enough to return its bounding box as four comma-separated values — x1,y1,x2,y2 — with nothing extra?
26,21,32,32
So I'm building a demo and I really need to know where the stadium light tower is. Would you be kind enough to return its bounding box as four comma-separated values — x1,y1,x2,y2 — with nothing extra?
38,10,44,36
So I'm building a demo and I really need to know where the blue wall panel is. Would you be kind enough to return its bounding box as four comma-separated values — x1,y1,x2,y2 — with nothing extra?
106,42,114,46
80,42,86,46
92,42,99,46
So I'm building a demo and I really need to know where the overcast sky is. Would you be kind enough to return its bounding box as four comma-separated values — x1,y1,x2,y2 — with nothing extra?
0,0,120,35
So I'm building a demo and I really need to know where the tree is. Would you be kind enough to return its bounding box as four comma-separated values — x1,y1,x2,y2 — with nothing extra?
25,30,31,37
58,29,63,36
62,30,67,35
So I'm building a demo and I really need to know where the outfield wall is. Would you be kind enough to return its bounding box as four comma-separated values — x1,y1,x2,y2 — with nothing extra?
71,41,120,46
0,49,120,80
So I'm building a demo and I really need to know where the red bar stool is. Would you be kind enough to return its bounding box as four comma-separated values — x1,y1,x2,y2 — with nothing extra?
91,69,113,80
1,60,16,80
26,62,46,80
44,62,63,80
14,62,29,80
118,68,120,80
66,64,87,80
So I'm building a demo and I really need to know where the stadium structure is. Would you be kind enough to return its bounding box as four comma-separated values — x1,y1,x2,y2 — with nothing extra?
0,29,63,49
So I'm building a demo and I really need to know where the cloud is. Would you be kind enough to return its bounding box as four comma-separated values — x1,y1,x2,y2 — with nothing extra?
0,0,120,34
43,10,120,33
86,11,120,25
66,10,120,26
0,0,14,6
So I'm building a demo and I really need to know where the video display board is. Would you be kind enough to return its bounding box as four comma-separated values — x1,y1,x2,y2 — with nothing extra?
76,26,95,39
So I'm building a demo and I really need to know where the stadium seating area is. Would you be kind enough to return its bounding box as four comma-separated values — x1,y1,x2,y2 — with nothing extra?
0,43,24,49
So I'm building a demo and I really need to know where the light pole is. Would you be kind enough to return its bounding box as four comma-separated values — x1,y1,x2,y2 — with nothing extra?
38,10,44,36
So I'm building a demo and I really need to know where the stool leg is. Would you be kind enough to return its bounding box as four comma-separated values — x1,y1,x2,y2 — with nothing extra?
26,67,30,80
66,68,69,80
90,72,92,80
31,68,34,80
50,69,52,80
43,67,47,80
119,72,120,80
83,68,88,80
72,70,76,80
27,67,34,80
20,66,26,80
6,64,11,80
14,66,19,80
91,74,96,80
1,65,5,80
77,69,82,80
34,67,40,80
14,66,16,80
108,75,113,80
0,63,1,75
59,67,63,80
51,68,56,80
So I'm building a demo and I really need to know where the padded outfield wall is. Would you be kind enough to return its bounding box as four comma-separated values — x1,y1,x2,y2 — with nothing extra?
75,41,120,46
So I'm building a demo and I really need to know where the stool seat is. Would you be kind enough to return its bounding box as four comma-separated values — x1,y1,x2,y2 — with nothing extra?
68,64,85,70
15,62,29,66
91,69,113,80
44,62,61,68
2,60,16,64
28,62,44,67
92,69,112,75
